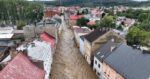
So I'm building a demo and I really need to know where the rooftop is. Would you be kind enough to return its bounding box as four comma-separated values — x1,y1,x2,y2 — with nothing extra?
17,40,53,79
0,53,45,79
95,39,116,61
74,27,91,34
104,43,150,79
40,32,56,48
84,27,111,43
0,27,14,39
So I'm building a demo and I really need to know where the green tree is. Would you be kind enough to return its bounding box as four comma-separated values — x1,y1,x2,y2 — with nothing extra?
76,17,89,26
99,15,115,28
0,0,43,25
138,13,148,22
126,27,147,46
138,20,150,31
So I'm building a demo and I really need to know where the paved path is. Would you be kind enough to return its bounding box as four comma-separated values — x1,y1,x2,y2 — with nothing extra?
50,17,98,79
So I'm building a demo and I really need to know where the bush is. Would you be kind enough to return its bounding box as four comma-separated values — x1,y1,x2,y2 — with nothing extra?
17,20,26,30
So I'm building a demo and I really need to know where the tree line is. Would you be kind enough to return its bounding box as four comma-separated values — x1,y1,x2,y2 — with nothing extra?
0,0,43,29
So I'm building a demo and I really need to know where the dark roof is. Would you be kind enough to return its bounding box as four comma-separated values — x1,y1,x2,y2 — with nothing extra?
0,40,14,47
84,27,110,43
0,47,7,53
95,40,116,61
104,43,150,79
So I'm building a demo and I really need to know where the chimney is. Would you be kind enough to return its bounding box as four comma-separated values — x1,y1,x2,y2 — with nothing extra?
110,38,115,52
110,46,115,52
111,38,114,42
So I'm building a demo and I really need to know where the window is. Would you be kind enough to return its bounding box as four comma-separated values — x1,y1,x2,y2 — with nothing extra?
97,72,100,76
98,64,100,68
95,60,97,64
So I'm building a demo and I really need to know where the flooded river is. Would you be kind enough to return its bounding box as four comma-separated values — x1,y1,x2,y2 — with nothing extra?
50,17,98,79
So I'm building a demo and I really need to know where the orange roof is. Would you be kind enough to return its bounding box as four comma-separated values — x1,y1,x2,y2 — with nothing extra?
87,21,96,25
69,15,83,20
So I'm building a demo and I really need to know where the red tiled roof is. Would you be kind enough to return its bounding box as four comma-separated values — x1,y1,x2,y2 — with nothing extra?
0,53,45,79
69,15,83,20
87,21,96,25
44,10,60,18
40,32,56,48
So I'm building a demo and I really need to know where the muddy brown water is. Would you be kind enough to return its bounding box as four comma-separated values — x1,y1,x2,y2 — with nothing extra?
50,20,98,79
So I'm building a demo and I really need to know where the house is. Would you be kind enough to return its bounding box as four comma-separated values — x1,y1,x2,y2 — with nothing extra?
0,26,14,40
17,40,53,79
69,15,83,26
73,27,91,47
80,35,85,55
43,7,60,19
40,32,56,49
23,18,60,40
116,17,135,31
101,43,150,79
0,40,14,47
83,27,123,65
0,53,45,79
93,39,116,79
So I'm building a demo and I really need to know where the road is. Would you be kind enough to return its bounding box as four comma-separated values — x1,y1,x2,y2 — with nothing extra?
50,17,98,79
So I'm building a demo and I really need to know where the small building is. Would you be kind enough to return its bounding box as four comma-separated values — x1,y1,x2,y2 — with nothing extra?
73,27,91,47
116,17,135,31
17,40,53,79
0,53,45,79
83,27,123,65
93,39,116,79
69,15,83,26
23,18,60,40
0,27,14,40
43,8,60,19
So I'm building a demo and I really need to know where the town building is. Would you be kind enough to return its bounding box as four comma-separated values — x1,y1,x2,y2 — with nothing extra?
95,42,150,79
23,18,61,40
73,26,91,47
0,26,14,40
17,40,53,79
0,53,45,79
93,39,116,79
83,27,123,65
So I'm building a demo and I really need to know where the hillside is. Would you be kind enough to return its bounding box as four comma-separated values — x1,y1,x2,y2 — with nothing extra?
42,0,150,6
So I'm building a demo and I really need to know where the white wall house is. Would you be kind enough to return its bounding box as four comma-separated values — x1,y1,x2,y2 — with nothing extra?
0,27,14,39
17,40,53,79
93,56,102,79
79,36,85,55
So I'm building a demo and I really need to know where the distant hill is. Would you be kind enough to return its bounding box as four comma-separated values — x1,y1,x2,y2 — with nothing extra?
41,0,150,7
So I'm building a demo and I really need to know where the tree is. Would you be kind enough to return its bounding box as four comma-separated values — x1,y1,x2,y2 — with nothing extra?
126,27,147,46
138,13,148,22
82,9,89,14
0,0,43,25
138,20,150,31
99,15,115,28
76,17,89,26
117,25,123,31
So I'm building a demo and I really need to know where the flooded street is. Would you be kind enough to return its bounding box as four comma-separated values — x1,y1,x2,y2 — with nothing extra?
50,17,98,79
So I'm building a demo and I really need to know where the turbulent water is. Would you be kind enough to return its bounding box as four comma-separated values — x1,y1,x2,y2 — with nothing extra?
50,17,98,79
